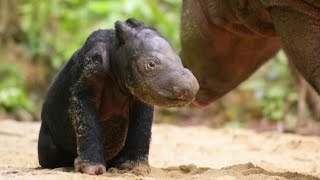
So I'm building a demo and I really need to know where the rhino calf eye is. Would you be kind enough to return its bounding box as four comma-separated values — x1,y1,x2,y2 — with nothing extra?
145,62,156,70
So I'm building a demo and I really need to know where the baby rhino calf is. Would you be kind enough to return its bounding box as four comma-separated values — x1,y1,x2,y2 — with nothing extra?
38,18,199,175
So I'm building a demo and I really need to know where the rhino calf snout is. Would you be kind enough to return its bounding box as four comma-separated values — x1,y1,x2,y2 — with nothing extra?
171,68,199,101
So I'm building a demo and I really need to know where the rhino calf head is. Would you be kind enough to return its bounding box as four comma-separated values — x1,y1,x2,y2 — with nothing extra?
112,19,199,107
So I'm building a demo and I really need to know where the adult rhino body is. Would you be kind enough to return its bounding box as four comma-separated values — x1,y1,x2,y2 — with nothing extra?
180,0,320,106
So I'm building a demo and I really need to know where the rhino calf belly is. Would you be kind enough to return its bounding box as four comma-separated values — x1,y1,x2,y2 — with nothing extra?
101,117,129,161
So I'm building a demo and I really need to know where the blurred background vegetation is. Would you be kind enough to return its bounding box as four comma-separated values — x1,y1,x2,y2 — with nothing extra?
1,0,319,132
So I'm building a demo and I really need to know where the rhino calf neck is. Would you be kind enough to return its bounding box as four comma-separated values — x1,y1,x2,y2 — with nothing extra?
38,18,199,175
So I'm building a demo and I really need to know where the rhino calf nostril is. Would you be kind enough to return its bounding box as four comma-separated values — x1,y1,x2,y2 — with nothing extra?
179,89,188,96
173,87,189,97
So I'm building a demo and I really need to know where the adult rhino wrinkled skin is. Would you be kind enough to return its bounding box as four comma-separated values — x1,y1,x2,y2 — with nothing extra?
180,0,320,107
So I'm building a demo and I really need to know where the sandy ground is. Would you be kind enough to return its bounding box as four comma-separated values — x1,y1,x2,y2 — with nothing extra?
0,120,320,180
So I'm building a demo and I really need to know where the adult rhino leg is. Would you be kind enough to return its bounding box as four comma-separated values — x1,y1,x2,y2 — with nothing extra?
270,7,320,93
180,1,280,107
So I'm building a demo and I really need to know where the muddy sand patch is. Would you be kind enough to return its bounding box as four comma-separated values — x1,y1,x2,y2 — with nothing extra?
0,120,319,179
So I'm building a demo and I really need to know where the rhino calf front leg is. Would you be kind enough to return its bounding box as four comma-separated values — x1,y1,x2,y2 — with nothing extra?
69,96,106,175
270,7,320,93
108,100,153,174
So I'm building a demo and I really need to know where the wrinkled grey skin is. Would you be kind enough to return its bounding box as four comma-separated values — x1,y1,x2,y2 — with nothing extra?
180,0,320,107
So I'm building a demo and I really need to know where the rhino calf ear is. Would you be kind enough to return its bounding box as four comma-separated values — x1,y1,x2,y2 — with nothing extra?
125,18,144,28
115,21,135,44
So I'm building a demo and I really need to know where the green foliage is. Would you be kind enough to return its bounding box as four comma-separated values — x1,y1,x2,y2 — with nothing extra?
20,0,181,69
224,121,243,128
239,51,298,122
0,62,34,112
